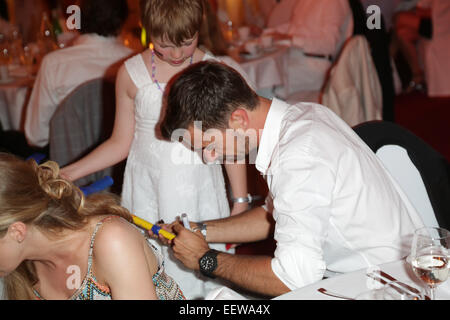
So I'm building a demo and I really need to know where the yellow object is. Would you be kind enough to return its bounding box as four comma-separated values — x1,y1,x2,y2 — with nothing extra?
132,215,176,240
141,27,147,48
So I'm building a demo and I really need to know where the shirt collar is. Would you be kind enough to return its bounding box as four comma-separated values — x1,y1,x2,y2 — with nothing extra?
74,33,119,46
255,98,290,175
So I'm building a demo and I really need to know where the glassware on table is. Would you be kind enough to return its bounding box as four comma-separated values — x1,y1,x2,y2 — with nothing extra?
37,12,58,56
9,27,24,66
356,281,425,300
382,281,425,300
409,227,450,300
0,46,12,81
20,45,34,76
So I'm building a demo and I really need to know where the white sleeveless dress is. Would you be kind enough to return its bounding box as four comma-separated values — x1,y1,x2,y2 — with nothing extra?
121,52,231,299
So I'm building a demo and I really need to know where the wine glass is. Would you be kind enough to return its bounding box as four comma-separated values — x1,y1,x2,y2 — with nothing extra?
410,227,450,300
356,281,425,300
382,281,425,300
20,45,34,76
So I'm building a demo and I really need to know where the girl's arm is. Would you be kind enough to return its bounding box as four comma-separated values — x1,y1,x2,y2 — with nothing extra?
93,219,158,300
60,65,136,182
224,163,249,216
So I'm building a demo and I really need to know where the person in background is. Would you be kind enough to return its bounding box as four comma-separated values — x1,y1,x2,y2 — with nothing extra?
60,0,249,300
23,0,133,150
0,0,8,21
8,0,48,44
198,0,258,87
198,0,229,56
158,61,424,298
263,0,353,98
0,153,185,300
391,0,432,92
120,0,145,52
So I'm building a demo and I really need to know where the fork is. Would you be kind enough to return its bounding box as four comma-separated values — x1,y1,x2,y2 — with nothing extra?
317,288,355,300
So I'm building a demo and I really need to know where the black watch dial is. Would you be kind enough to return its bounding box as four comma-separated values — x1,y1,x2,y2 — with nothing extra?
199,250,218,278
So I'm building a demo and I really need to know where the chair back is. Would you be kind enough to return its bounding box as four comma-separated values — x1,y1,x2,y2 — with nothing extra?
348,0,395,121
49,78,124,191
321,35,383,127
354,121,450,230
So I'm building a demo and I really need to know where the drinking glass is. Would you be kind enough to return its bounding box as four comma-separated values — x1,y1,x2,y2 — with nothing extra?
382,281,425,300
0,46,11,81
356,281,425,300
20,45,34,75
410,227,450,300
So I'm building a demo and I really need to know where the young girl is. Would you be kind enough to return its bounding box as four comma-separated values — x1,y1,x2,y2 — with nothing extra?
60,0,249,299
0,153,185,300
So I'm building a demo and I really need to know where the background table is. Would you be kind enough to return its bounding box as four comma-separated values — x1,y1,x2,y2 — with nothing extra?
237,45,289,99
0,70,34,131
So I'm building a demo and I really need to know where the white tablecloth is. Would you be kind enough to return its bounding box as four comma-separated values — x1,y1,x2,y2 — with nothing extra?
0,75,33,131
274,259,450,300
239,45,289,98
208,259,450,300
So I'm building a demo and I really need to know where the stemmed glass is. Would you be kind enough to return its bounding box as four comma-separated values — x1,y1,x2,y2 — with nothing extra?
410,227,450,300
20,46,34,76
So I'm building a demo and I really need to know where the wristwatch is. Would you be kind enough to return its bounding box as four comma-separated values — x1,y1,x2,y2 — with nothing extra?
199,249,219,278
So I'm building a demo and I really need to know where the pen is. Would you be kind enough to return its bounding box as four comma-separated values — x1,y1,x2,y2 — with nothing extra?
181,213,191,230
132,215,176,240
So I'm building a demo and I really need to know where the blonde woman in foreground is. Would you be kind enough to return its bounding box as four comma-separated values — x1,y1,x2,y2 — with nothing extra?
0,153,185,300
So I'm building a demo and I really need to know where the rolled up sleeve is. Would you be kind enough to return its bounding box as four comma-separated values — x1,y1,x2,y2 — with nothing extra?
269,148,335,290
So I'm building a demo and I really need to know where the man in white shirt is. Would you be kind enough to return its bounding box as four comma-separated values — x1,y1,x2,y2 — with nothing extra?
24,0,133,149
158,61,425,297
264,0,354,98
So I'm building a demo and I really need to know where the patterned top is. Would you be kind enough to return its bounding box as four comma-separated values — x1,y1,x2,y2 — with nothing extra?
33,216,185,300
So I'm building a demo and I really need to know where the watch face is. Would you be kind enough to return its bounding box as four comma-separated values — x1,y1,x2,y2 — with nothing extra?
201,256,215,271
200,250,218,276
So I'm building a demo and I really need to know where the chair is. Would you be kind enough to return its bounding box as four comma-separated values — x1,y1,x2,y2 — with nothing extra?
286,36,383,128
354,121,450,230
348,0,396,121
49,78,125,191
320,35,383,127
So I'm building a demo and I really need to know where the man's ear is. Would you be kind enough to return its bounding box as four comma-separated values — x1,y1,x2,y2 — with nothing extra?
7,222,28,244
229,109,249,130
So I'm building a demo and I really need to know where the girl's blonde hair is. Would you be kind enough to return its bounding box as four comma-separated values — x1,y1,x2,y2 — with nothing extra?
140,0,204,46
0,153,132,300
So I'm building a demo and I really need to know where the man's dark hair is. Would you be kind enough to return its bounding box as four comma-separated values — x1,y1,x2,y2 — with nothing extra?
80,0,128,37
161,61,259,140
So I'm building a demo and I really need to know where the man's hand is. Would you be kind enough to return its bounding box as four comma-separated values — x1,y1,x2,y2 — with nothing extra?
171,223,211,271
147,220,177,246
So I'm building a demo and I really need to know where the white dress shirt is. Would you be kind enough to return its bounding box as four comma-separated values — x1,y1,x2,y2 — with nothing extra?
264,0,353,96
256,98,425,290
24,34,133,147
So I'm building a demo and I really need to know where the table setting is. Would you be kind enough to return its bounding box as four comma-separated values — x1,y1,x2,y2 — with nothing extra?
275,226,450,300
0,29,40,131
226,26,290,98
206,226,450,301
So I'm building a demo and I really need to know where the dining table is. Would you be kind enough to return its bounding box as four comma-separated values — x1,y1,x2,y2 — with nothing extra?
232,43,290,99
205,257,450,300
0,64,35,131
274,258,450,300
